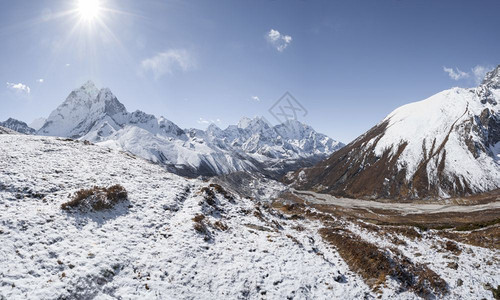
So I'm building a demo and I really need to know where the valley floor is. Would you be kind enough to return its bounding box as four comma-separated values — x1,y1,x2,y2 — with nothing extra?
0,135,499,299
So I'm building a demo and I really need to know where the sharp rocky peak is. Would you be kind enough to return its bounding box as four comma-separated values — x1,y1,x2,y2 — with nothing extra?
77,80,100,97
81,80,98,90
481,65,500,89
71,81,127,114
237,116,271,131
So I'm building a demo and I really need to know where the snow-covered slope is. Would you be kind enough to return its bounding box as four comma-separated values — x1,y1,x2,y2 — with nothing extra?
0,135,367,299
1,135,498,299
29,117,47,131
0,126,16,135
0,118,35,135
0,135,344,298
36,81,343,177
288,65,500,199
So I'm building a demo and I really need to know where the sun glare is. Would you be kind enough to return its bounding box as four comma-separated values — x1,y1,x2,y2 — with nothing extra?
77,0,102,21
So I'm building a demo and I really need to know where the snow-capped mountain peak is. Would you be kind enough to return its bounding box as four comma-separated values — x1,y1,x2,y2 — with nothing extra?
82,79,98,90
0,118,36,135
39,82,127,138
237,116,271,132
36,81,343,177
481,65,500,89
67,80,100,107
96,88,127,116
288,65,500,199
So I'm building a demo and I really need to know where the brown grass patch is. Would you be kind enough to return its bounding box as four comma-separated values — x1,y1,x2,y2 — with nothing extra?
192,214,211,241
485,283,500,300
439,225,500,249
319,227,448,297
443,240,461,254
61,185,128,211
213,220,229,231
454,218,500,231
355,221,422,241
209,183,234,202
200,187,217,206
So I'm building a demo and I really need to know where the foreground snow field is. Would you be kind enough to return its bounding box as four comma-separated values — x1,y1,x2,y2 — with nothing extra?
0,135,498,299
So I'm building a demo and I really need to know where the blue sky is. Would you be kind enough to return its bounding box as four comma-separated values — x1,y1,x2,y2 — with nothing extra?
1,0,499,143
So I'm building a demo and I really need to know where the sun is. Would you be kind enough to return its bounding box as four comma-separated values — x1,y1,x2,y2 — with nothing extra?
77,0,102,21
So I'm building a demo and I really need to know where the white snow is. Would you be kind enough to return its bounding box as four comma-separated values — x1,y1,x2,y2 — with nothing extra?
0,135,361,299
35,81,343,176
1,135,498,299
28,117,47,131
370,83,500,195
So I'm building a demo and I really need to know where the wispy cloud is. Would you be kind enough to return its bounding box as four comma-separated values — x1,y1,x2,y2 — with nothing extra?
251,96,260,102
471,65,491,84
197,117,221,125
443,65,493,83
6,82,30,94
443,67,469,80
141,49,195,79
37,79,44,83
266,29,292,52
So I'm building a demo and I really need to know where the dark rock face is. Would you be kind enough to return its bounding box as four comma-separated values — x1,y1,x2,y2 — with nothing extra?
286,65,500,200
285,117,481,200
0,118,36,135
0,126,15,134
285,121,415,199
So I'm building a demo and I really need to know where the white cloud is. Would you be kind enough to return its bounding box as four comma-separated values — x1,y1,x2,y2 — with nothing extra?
197,117,221,125
443,65,494,84
38,79,44,83
65,63,70,67
443,66,469,80
197,118,209,125
6,82,30,94
251,96,260,102
266,29,292,52
471,65,490,84
141,49,195,79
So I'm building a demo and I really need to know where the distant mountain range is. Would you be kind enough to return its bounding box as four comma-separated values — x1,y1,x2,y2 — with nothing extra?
2,81,342,178
0,118,36,135
4,65,500,200
286,65,500,199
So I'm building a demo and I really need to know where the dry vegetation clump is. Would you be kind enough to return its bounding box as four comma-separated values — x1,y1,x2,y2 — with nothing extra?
175,185,191,203
319,227,448,298
209,183,234,202
199,185,230,217
443,240,462,254
213,220,229,231
61,185,128,211
200,187,217,206
253,206,266,222
454,218,500,231
485,283,500,300
192,214,211,241
356,222,423,246
200,184,235,208
440,225,500,249
386,226,422,240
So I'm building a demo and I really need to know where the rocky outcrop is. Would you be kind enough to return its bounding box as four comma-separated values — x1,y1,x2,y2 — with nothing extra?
0,118,36,135
286,65,500,200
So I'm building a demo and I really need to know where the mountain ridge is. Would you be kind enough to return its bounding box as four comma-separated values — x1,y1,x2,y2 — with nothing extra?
286,65,500,199
0,118,36,135
35,81,343,178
